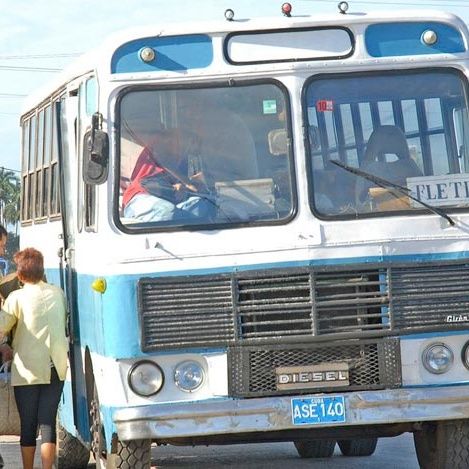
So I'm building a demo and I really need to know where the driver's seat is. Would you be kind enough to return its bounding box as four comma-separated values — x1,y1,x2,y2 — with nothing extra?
356,125,422,203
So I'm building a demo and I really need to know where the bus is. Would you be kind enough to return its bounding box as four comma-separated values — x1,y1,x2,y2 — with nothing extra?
19,3,469,468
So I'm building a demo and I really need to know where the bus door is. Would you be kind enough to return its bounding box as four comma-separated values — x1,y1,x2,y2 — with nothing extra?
55,82,91,439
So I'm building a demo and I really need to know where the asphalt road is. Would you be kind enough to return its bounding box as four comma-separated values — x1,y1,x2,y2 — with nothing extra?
0,433,419,468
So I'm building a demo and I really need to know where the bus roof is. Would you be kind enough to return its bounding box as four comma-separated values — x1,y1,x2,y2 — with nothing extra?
21,8,467,115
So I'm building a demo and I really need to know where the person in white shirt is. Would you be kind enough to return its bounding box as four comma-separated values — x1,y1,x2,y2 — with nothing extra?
0,247,68,469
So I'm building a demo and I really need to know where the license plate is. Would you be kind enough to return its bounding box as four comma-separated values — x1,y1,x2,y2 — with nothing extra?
291,396,346,425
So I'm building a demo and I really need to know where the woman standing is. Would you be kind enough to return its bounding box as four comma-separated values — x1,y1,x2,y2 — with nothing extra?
0,248,68,469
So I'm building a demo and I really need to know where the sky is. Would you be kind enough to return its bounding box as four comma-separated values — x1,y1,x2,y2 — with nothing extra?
0,0,469,175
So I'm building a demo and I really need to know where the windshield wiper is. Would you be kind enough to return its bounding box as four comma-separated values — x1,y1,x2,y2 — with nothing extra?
330,160,455,226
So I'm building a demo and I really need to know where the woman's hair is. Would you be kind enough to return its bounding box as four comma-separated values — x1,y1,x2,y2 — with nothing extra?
14,248,44,283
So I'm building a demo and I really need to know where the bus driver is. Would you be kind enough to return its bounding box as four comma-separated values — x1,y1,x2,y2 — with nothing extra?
122,128,213,223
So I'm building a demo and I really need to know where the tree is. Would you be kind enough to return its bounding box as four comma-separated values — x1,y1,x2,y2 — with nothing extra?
5,231,19,272
3,178,20,234
0,167,17,226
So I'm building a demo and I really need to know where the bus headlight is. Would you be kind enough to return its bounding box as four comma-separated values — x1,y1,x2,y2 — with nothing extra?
422,343,454,374
462,342,469,370
174,361,204,392
128,360,164,396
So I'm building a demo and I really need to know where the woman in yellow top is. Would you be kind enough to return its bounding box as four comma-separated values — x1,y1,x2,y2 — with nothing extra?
0,248,68,469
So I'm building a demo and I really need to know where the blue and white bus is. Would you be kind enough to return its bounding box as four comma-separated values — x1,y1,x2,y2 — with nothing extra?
19,3,469,467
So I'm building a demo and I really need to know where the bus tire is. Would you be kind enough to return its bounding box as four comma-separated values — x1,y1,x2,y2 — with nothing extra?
115,439,152,469
337,437,378,456
90,380,151,469
90,382,108,469
293,439,335,458
413,420,469,469
56,423,90,469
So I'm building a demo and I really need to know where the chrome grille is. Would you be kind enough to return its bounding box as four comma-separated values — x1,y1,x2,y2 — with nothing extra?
237,272,313,339
315,270,389,334
138,261,469,352
392,263,469,329
138,276,235,350
139,267,388,351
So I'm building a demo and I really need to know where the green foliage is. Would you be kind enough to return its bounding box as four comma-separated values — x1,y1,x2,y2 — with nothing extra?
0,167,20,228
4,231,19,272
0,167,20,273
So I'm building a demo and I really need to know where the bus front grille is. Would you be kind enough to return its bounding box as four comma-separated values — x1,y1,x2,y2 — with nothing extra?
138,276,236,350
391,264,469,329
138,267,388,351
228,338,401,397
138,261,469,352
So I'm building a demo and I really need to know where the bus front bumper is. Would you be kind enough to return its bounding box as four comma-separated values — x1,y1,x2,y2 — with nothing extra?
113,385,469,441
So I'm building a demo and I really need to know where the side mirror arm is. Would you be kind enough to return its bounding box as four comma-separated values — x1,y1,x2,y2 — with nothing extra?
83,112,109,185
89,113,108,165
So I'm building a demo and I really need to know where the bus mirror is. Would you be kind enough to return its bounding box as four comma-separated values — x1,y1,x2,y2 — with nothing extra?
83,113,109,185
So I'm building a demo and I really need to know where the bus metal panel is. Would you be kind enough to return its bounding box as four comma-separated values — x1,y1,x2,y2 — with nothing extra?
110,34,213,74
365,22,466,57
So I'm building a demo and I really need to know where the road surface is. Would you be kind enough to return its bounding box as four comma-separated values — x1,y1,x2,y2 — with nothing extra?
0,433,419,468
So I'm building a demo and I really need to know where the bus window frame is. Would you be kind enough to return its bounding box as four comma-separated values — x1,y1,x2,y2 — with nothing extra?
303,67,469,222
20,120,30,223
20,95,64,225
113,78,298,235
27,113,37,223
49,94,63,220
224,26,355,66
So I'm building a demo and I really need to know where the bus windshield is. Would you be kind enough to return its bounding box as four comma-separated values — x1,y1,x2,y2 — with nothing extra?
118,83,294,230
306,69,469,218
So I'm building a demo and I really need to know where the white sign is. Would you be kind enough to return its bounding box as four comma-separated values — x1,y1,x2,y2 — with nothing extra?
407,173,469,207
227,29,352,63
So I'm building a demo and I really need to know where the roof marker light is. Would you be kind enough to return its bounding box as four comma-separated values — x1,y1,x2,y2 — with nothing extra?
139,47,156,63
224,9,235,21
422,30,438,46
338,2,349,14
281,3,292,17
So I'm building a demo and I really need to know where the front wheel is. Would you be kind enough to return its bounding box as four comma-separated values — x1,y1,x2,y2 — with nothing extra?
337,437,378,456
90,380,151,469
413,420,469,469
293,439,335,458
114,439,152,469
56,423,90,469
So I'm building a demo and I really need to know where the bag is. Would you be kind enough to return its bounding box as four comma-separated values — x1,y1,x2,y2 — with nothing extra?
0,362,20,435
0,272,21,303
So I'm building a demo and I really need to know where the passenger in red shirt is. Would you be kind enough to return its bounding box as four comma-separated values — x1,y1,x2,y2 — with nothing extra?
122,128,211,222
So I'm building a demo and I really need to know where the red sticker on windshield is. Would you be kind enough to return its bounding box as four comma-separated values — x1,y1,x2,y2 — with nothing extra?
316,100,334,112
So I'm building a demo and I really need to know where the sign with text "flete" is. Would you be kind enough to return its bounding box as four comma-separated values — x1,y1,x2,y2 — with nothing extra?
407,173,469,207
